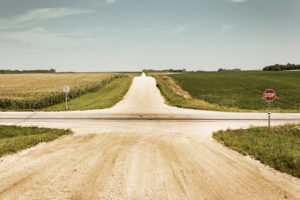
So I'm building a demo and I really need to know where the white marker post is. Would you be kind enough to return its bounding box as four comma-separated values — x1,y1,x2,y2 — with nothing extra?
63,85,70,110
263,89,276,129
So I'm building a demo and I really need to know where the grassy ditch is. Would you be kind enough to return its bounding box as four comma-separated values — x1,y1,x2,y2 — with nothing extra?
153,71,300,112
44,75,133,111
0,125,72,157
154,75,241,112
213,124,300,178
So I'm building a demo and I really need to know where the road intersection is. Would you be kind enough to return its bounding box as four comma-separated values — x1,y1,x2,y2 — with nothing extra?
0,75,300,199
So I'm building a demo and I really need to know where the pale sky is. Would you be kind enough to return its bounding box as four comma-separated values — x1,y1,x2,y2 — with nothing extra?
0,0,299,72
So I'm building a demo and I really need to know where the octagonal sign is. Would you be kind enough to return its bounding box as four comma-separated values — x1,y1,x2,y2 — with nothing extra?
264,89,276,101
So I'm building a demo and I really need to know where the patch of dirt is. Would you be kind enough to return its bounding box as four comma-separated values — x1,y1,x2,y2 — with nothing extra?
0,133,300,200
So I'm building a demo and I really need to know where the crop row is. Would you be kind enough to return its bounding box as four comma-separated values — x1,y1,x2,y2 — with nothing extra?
169,71,300,111
0,75,125,110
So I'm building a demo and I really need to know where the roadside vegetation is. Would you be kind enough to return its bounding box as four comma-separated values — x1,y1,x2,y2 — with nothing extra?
0,73,132,111
213,124,300,178
154,74,234,111
154,71,300,112
0,125,72,157
44,76,133,111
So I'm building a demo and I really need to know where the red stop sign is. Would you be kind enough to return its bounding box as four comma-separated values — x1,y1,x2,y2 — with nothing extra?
264,89,276,101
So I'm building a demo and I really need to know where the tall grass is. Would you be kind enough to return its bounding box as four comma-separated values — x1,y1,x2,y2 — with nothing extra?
213,124,300,178
0,125,72,157
0,73,125,110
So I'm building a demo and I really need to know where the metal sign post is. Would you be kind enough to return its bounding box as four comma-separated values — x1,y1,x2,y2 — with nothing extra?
268,101,271,128
63,86,70,111
65,92,68,110
263,89,276,129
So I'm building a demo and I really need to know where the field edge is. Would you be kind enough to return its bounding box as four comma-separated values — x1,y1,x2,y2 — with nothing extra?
212,123,300,178
0,125,73,158
1,75,135,112
152,74,300,113
42,75,134,111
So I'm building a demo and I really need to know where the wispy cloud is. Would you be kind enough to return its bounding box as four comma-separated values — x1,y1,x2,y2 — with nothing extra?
221,24,235,33
0,8,92,30
32,27,47,33
230,0,247,3
0,27,101,49
169,22,199,36
169,26,187,35
105,0,117,5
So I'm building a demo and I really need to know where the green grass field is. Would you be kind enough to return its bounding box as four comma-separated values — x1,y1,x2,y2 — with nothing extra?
0,125,72,157
43,76,133,111
155,71,300,112
213,124,300,178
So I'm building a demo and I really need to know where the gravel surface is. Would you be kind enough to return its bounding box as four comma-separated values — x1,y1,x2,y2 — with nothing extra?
0,74,300,200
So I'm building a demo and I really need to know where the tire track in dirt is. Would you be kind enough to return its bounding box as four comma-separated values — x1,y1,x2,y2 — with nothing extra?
0,133,299,200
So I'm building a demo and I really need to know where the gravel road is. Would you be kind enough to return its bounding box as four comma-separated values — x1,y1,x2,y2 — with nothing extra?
0,74,300,200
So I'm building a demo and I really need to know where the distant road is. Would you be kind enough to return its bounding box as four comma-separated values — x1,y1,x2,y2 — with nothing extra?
0,75,300,199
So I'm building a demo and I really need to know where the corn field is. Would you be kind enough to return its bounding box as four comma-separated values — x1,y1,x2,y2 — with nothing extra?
0,73,125,110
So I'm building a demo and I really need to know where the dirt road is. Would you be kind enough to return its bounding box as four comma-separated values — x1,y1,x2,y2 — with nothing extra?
0,74,300,199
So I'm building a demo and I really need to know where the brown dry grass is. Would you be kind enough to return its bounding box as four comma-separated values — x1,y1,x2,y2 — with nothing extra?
164,76,191,99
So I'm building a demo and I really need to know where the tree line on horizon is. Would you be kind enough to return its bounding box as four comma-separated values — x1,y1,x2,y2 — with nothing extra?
0,68,56,74
142,69,187,73
1,64,299,74
263,63,300,71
